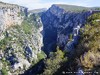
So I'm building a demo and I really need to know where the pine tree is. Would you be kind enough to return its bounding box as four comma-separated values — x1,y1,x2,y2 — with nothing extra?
43,46,67,75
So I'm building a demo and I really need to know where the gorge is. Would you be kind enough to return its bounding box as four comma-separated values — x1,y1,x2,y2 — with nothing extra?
0,1,100,75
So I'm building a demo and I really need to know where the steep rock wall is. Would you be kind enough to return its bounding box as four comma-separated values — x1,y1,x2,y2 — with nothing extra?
0,2,27,37
41,4,100,55
0,2,44,75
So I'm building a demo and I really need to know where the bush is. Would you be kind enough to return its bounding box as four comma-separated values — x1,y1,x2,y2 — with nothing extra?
43,46,67,75
1,68,8,75
22,20,32,34
37,51,45,60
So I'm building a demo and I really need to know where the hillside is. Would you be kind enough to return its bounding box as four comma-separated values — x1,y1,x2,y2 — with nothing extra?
76,13,100,74
52,4,100,12
0,2,45,75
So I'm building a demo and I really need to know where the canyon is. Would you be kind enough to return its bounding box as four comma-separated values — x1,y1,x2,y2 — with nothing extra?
0,2,100,75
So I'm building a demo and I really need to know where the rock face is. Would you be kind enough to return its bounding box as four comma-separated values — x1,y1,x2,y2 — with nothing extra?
41,4,100,55
0,2,44,75
0,2,27,36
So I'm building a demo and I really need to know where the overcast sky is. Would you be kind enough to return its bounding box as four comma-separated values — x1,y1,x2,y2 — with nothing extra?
0,0,100,10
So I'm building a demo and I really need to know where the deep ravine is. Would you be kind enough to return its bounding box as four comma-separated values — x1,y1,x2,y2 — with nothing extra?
0,2,100,75
22,5,100,75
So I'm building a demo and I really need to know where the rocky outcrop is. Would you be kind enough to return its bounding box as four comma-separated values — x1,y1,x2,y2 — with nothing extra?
0,2,28,38
41,4,100,55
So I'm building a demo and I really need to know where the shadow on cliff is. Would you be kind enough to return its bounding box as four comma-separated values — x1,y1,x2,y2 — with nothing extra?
20,59,45,75
40,12,59,57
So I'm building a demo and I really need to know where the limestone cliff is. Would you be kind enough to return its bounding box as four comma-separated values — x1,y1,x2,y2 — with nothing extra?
41,4,100,55
0,1,27,39
0,2,45,75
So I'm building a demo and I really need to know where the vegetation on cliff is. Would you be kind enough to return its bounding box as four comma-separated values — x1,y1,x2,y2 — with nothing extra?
0,12,44,75
41,12,100,75
76,13,100,74
42,46,67,75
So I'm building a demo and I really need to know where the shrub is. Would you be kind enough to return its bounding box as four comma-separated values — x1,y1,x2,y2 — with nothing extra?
1,68,8,75
43,46,67,75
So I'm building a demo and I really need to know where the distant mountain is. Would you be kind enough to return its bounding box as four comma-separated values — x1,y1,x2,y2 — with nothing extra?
29,8,47,14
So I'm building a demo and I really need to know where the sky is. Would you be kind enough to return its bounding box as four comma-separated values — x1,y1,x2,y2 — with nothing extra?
0,0,100,10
